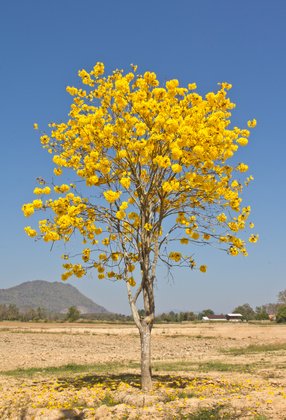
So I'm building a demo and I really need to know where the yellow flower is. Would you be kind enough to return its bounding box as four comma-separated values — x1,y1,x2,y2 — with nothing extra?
66,86,78,95
247,119,257,128
228,222,239,232
229,246,239,256
33,186,51,195
191,231,200,240
111,253,120,261
128,264,135,272
86,175,99,186
43,231,60,241
166,79,179,90
24,226,37,237
237,163,249,173
231,180,239,189
97,265,105,273
33,123,38,130
188,83,197,90
53,167,62,176
171,164,182,173
162,181,173,193
169,252,182,262
103,190,121,203
216,213,227,223
40,135,50,145
93,62,105,76
193,145,204,155
118,150,128,158
54,184,70,193
143,71,158,86
249,234,259,243
22,204,35,217
120,177,131,189
32,199,43,209
199,265,207,272
153,155,171,168
237,137,248,146
136,122,146,136
82,248,91,262
221,82,232,90
33,187,41,195
144,223,152,231
116,210,126,220
120,201,129,210
128,277,136,287
171,147,183,160
62,272,72,281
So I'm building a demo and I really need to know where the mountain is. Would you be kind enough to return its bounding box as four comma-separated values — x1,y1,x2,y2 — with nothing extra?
0,280,109,314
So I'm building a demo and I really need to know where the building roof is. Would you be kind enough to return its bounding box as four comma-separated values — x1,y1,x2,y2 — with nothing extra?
207,314,226,320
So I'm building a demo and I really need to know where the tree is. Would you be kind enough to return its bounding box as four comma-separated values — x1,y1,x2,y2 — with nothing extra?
233,303,256,321
255,306,269,320
277,290,286,305
198,309,214,320
276,305,286,323
22,62,257,390
66,306,81,322
6,304,20,321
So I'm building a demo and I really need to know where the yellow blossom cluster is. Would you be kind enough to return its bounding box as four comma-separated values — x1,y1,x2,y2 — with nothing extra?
23,62,257,282
169,252,182,262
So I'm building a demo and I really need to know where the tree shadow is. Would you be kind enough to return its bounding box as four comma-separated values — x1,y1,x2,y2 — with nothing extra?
55,409,84,420
53,373,201,391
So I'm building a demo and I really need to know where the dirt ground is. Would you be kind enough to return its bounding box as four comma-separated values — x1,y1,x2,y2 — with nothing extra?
1,321,286,419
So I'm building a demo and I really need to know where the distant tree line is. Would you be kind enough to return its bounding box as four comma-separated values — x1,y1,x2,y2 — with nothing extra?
0,304,134,323
0,305,198,323
0,304,50,322
231,291,286,322
1,289,286,323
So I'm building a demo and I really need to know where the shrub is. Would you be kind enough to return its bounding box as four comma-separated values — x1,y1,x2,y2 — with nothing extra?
276,305,286,323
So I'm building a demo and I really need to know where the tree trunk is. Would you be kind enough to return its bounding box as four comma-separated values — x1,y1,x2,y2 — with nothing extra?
139,321,152,391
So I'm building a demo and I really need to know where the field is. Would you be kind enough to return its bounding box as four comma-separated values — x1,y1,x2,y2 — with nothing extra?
1,322,286,419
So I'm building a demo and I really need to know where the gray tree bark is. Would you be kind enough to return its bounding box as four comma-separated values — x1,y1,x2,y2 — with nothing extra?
139,320,152,391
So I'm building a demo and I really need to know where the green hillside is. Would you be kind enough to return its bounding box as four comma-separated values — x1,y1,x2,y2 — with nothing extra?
0,280,109,314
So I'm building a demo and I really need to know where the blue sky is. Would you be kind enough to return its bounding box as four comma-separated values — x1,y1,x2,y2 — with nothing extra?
1,0,285,314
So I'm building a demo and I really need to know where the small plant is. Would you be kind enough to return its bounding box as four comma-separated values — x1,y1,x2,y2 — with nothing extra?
182,405,230,419
101,393,117,406
223,343,286,355
197,361,253,373
152,360,254,373
176,390,195,399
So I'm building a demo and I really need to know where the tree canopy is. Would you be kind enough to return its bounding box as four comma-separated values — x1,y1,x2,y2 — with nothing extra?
233,303,256,320
276,305,286,323
22,63,257,390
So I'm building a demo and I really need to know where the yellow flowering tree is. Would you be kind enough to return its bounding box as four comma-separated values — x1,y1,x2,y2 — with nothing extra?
23,62,258,391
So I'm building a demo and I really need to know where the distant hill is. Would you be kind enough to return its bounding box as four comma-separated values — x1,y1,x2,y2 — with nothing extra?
0,280,109,314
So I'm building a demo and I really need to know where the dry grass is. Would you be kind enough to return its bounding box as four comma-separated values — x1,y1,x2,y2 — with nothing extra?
1,321,286,418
